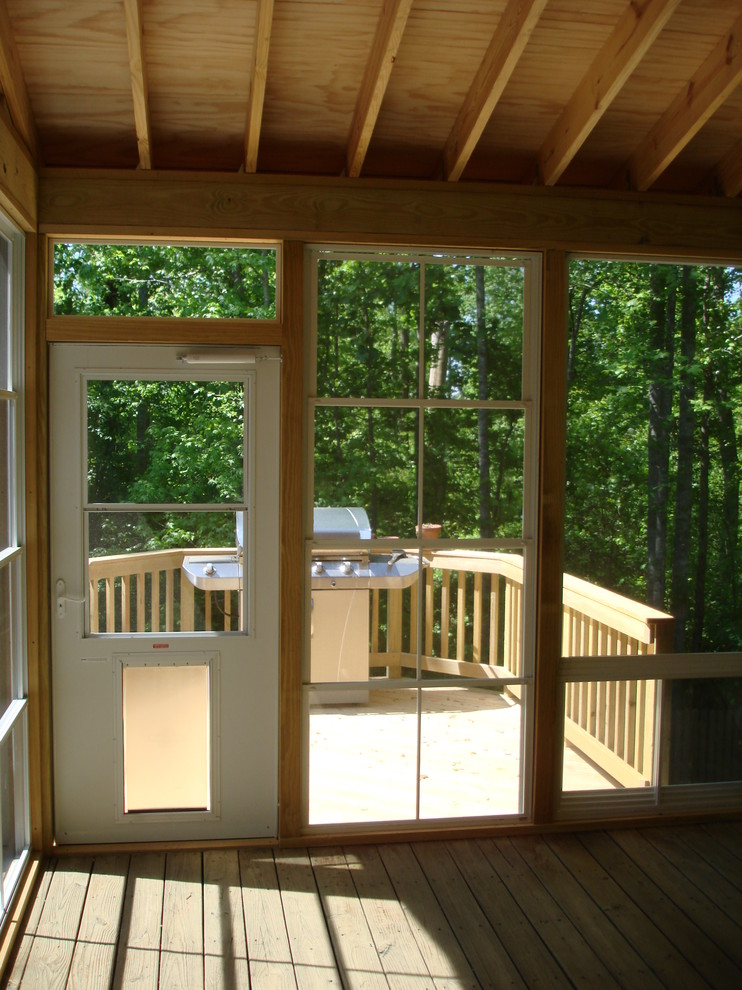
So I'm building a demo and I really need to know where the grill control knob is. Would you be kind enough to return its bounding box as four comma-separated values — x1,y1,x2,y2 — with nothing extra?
312,561,324,576
341,560,353,575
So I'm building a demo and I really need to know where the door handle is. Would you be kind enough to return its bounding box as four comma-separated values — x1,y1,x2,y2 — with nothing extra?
55,579,85,617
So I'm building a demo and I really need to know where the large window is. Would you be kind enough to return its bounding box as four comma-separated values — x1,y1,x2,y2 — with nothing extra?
0,215,29,919
559,259,742,815
305,248,540,826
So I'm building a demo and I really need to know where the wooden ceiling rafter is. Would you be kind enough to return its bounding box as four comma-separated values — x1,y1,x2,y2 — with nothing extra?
441,0,549,182
123,0,152,170
346,0,414,178
712,135,742,198
625,10,742,191
539,0,680,187
0,0,39,163
245,0,275,174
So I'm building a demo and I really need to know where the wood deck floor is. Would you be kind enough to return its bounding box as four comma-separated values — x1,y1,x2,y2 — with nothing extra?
4,822,742,989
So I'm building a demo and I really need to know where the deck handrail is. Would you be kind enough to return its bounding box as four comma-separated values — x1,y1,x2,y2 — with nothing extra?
88,545,672,788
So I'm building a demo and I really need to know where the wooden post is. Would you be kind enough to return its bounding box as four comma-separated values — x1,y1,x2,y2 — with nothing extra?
532,249,568,823
279,241,304,840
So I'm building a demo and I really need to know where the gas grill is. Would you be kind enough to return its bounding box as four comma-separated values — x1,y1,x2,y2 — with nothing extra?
311,507,421,703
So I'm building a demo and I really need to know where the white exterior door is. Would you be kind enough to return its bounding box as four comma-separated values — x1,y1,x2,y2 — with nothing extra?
50,344,280,843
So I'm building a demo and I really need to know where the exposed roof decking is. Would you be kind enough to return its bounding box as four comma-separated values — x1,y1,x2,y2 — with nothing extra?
1,0,742,196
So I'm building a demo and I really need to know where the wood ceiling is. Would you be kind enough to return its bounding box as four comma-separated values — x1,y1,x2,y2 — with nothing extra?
1,0,741,198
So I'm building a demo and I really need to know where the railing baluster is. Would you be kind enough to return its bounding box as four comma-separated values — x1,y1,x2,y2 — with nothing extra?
89,579,98,633
409,584,418,654
151,571,159,632
425,569,434,658
473,572,482,663
121,574,130,632
440,570,450,658
136,574,145,632
165,569,174,631
489,575,499,665
180,573,194,631
105,576,115,633
456,570,466,661
205,590,212,631
388,589,402,653
371,589,379,654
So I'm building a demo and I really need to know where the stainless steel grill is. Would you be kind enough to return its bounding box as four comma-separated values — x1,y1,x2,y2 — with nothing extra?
311,507,421,703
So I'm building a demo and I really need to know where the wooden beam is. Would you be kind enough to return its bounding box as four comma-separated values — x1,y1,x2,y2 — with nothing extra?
0,0,39,163
123,0,152,170
38,171,742,259
625,11,742,191
442,0,548,182
346,0,414,178
711,134,742,197
245,0,274,173
0,111,36,231
539,0,680,186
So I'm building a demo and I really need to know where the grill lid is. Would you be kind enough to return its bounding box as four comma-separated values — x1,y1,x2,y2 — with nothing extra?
313,506,372,540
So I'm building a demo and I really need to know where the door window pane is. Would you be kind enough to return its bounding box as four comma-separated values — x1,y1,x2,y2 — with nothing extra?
87,379,244,504
123,663,210,812
0,401,9,549
88,511,244,633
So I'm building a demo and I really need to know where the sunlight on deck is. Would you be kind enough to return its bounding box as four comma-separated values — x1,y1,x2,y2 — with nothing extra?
309,687,615,824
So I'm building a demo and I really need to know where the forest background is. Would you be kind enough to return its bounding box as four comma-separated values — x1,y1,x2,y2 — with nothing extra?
55,244,742,657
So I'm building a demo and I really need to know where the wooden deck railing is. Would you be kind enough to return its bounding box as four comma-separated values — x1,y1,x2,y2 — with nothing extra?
369,549,673,788
89,546,672,788
88,548,239,634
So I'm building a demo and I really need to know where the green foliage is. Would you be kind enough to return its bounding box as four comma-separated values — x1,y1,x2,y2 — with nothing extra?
54,242,276,318
566,259,742,651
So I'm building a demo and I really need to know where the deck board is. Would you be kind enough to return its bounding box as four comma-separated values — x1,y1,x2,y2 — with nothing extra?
544,832,706,990
4,823,742,990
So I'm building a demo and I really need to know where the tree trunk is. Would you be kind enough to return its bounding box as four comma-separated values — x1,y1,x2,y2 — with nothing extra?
646,267,675,609
428,322,449,392
692,396,711,651
476,267,492,537
670,266,697,650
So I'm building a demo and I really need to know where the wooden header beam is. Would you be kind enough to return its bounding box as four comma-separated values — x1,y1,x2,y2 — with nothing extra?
123,0,152,170
346,0,413,178
539,0,679,186
38,170,742,259
442,0,547,182
245,0,274,174
625,11,742,191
